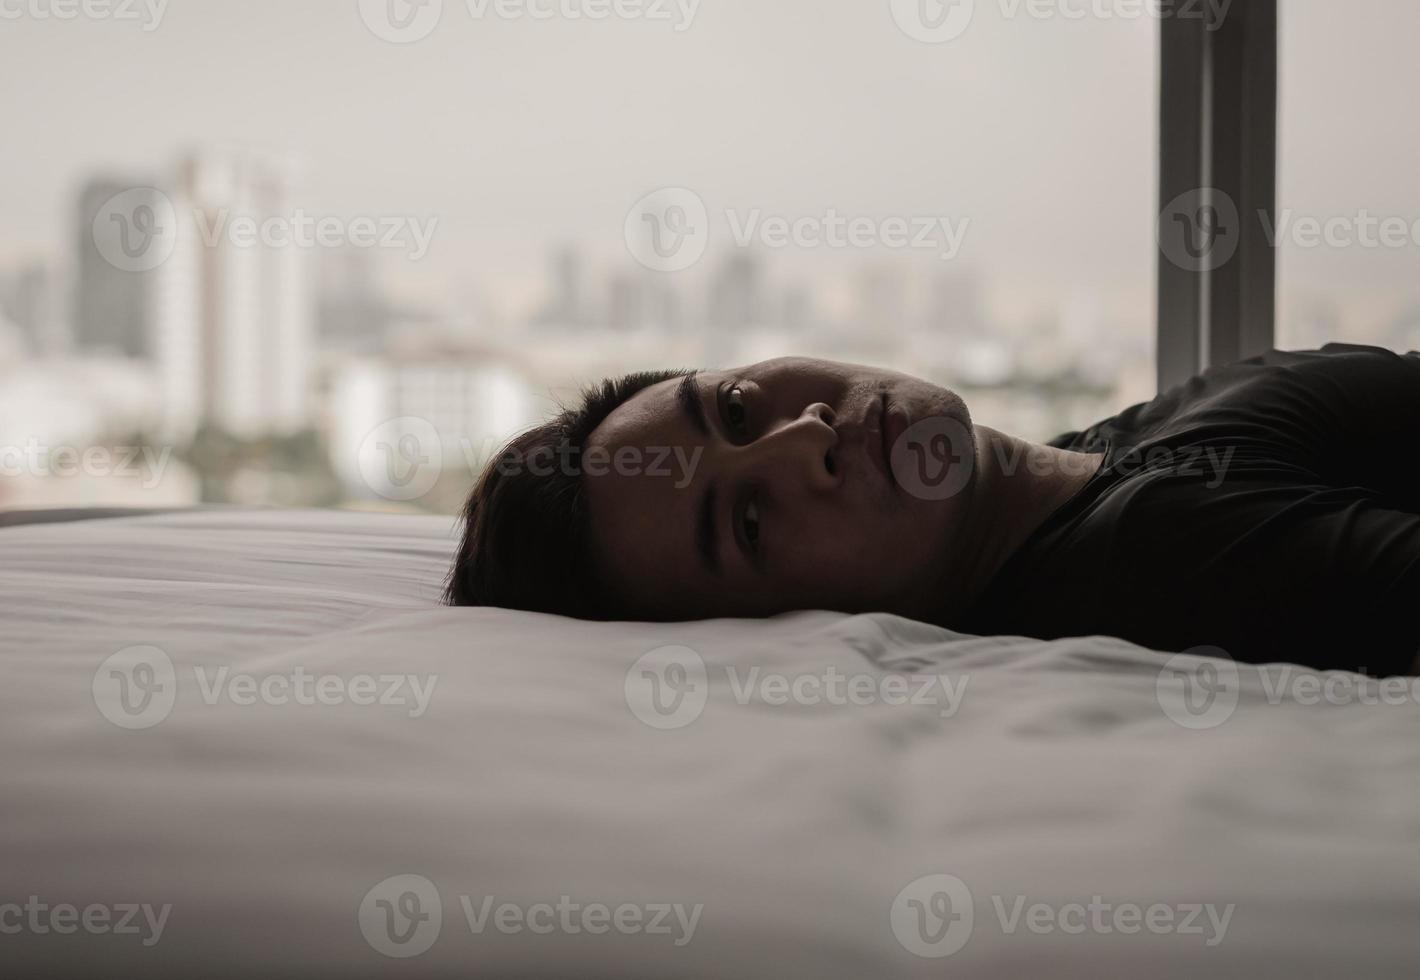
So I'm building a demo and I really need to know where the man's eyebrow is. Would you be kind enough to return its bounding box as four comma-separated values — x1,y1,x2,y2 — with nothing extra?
695,483,719,574
677,372,709,437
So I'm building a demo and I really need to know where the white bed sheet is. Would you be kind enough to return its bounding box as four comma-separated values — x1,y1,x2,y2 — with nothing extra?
2,508,1418,977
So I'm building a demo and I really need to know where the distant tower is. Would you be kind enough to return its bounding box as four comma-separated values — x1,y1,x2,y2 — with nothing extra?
151,199,203,440
643,278,683,334
173,150,314,436
605,272,643,330
551,246,583,326
5,260,68,355
779,284,812,333
317,246,387,352
534,245,584,328
708,252,763,331
74,178,161,357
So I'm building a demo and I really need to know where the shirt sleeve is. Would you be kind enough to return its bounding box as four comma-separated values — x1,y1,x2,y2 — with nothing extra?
1121,478,1420,677
1237,345,1420,513
969,344,1420,675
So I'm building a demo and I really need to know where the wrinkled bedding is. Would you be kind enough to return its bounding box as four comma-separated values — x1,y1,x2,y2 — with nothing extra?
2,508,1418,978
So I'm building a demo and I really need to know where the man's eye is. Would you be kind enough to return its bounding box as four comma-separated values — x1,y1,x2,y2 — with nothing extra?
725,385,750,437
743,499,760,553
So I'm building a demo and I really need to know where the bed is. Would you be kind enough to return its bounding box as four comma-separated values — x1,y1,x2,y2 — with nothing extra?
3,508,1418,977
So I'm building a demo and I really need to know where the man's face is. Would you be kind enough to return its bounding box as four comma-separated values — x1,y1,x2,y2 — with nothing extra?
583,356,978,620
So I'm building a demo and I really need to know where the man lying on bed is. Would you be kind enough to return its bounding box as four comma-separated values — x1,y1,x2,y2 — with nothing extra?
446,343,1420,677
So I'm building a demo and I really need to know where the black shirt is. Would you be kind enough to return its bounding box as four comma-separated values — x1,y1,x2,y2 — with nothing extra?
959,344,1420,677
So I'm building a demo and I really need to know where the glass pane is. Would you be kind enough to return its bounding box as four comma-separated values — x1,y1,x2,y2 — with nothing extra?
0,0,1157,510
1278,0,1420,353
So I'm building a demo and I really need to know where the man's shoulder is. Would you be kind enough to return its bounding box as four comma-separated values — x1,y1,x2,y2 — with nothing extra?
1062,344,1413,457
1210,344,1419,401
1176,343,1412,405
1231,343,1417,383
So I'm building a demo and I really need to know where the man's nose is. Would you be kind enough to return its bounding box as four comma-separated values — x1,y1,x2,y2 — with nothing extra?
735,402,841,493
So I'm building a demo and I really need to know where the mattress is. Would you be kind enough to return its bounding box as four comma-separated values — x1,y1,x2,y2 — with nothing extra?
2,508,1418,977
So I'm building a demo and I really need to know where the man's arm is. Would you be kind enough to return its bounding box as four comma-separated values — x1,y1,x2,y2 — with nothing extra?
1192,489,1420,677
1253,345,1420,513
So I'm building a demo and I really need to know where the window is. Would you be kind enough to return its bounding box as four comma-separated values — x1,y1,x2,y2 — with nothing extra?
0,0,1160,509
1277,0,1420,353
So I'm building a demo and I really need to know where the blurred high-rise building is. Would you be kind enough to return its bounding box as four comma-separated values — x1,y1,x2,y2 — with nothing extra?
75,178,160,358
605,272,643,330
165,150,314,437
73,154,314,440
317,246,389,353
708,252,764,332
534,246,585,329
1,260,68,355
151,190,203,441
778,284,812,335
643,279,683,335
327,343,539,505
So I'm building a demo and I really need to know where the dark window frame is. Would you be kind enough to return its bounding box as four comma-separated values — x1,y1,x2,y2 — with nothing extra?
1157,0,1278,391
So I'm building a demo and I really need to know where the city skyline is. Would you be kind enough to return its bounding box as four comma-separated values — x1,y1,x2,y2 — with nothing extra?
3,0,1420,510
0,138,1163,512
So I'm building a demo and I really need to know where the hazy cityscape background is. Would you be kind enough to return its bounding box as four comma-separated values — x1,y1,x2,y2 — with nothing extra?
1,0,1416,512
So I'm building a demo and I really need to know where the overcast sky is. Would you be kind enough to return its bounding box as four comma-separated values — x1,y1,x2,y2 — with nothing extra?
2,0,1417,333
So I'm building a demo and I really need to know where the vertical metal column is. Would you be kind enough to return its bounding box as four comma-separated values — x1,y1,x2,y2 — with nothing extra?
1157,0,1277,392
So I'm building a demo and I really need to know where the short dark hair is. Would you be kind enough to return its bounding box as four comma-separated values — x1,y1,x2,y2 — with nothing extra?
443,369,693,616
